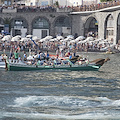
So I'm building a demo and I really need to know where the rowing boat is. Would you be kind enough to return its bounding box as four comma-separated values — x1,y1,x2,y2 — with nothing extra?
6,58,110,71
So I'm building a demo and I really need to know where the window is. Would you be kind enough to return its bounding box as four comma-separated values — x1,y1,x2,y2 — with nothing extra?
55,17,70,27
33,18,49,29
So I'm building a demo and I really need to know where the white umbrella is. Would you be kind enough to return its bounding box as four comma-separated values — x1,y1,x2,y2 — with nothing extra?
38,38,46,42
57,36,64,40
27,55,33,60
98,41,105,45
67,35,74,39
49,39,55,42
15,35,21,38
78,41,85,44
20,38,29,42
2,35,11,41
81,40,88,43
64,37,72,41
12,35,21,41
70,40,75,43
32,36,39,41
75,36,85,41
26,35,32,38
46,36,53,39
86,37,94,41
103,39,108,42
75,39,80,42
11,36,19,42
49,38,58,42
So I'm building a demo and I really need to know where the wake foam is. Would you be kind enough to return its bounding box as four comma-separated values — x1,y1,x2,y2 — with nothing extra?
13,96,120,108
4,96,120,119
1,112,120,119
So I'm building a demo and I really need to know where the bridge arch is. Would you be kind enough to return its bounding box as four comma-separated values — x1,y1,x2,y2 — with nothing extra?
10,17,28,37
0,18,4,33
117,13,120,44
84,17,98,37
104,14,114,42
54,15,71,37
32,16,50,39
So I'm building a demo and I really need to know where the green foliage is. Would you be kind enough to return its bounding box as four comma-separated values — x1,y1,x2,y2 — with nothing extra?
54,1,59,7
3,17,11,24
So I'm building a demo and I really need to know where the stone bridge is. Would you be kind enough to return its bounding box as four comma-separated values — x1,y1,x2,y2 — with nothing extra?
71,6,120,44
1,6,120,44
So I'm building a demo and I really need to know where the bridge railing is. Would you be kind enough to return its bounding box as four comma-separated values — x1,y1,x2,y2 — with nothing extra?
72,0,120,12
16,6,56,12
2,8,17,13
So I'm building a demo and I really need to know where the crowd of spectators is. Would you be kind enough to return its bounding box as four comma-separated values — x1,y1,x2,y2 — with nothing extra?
0,5,57,13
17,5,56,12
0,0,120,13
0,34,120,57
73,0,120,12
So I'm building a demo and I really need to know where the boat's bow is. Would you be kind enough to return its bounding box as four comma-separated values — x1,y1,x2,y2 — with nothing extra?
90,57,110,66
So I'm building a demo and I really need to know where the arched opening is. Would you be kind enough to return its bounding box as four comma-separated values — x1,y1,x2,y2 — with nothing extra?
32,17,50,39
11,17,28,37
84,17,98,37
54,16,71,37
0,18,4,33
117,13,120,44
3,0,12,5
104,14,114,42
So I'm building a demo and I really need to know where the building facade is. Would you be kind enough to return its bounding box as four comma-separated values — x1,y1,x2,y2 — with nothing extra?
0,0,14,5
83,0,100,5
0,0,101,6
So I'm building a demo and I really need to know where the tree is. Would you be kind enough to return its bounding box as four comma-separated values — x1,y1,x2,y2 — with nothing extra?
54,1,59,8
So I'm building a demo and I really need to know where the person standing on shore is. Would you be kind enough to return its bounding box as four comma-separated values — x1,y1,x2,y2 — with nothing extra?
9,49,13,59
56,48,59,57
23,51,27,61
14,49,19,63
45,51,49,61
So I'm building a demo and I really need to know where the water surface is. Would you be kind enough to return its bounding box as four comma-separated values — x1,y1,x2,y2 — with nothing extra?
0,52,120,120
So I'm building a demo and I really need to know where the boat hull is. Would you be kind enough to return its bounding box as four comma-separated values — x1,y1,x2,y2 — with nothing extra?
0,61,5,69
8,64,101,71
